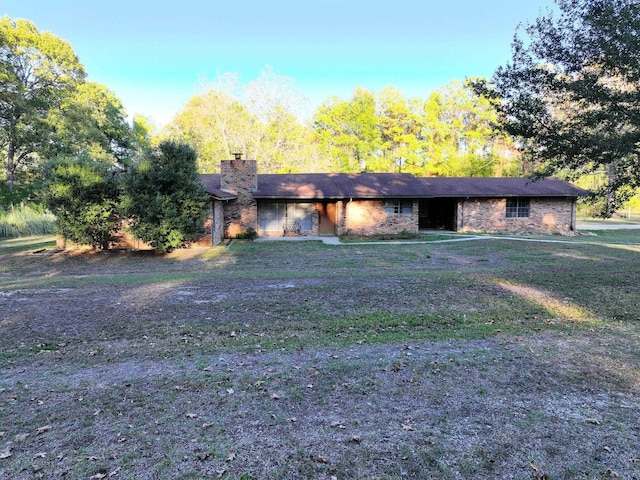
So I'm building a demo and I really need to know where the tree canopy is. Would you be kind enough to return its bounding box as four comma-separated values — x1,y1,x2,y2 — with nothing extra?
482,0,640,215
314,88,381,172
49,81,135,164
0,17,86,192
314,82,518,176
164,70,321,174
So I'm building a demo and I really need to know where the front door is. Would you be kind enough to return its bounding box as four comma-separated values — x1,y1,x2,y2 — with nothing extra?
317,202,337,235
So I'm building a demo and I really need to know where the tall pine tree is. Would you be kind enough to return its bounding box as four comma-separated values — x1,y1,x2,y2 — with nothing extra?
483,0,640,215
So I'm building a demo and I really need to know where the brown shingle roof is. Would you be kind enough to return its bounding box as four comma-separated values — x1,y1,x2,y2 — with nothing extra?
200,173,587,200
199,174,236,200
254,173,426,199
416,177,588,198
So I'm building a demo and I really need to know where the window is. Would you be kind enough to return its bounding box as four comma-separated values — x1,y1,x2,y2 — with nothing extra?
506,198,530,218
259,202,313,231
384,200,413,215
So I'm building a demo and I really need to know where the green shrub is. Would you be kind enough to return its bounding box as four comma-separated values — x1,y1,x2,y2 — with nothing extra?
41,155,121,249
122,141,209,253
235,227,258,240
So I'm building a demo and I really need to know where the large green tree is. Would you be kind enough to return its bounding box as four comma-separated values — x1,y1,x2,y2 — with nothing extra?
313,83,518,176
376,86,424,173
122,141,209,253
314,88,382,172
166,89,254,172
132,114,156,153
165,70,319,173
49,81,135,165
0,17,85,192
483,0,640,215
422,80,520,177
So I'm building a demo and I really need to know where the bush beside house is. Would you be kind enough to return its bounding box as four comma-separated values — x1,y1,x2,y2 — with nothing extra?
121,142,209,253
40,141,209,252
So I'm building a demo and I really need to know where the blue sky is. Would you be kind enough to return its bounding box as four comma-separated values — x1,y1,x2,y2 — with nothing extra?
3,0,557,126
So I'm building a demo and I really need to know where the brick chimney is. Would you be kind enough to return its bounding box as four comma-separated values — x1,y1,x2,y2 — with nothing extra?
220,156,258,237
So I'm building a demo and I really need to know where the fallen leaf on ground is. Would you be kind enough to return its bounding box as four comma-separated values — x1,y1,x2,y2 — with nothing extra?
15,433,29,442
587,418,601,425
35,425,52,435
33,452,46,458
186,413,198,419
312,455,330,464
0,447,11,459
529,463,549,479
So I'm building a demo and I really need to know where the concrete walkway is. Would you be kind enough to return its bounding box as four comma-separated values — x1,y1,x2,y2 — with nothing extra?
577,222,640,230
254,225,639,246
255,234,561,246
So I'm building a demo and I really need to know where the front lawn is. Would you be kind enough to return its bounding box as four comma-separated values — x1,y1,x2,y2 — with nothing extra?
1,234,638,479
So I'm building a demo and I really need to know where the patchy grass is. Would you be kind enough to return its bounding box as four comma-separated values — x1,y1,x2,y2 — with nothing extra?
338,230,456,242
1,235,639,479
574,229,640,245
0,235,57,254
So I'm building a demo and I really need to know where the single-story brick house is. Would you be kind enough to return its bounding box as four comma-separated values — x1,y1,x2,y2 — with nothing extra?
200,158,587,244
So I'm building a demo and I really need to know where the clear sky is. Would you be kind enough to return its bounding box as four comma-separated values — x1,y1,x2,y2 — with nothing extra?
3,0,556,126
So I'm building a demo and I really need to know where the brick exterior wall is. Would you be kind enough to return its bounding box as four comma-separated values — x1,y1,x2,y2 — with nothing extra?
459,198,576,235
211,161,578,241
342,200,419,235
220,159,258,237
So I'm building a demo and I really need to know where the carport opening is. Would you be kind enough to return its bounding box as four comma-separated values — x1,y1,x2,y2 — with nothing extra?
419,199,457,231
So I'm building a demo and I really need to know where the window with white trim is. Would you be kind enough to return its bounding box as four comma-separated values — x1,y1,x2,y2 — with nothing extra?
506,198,530,218
384,200,413,215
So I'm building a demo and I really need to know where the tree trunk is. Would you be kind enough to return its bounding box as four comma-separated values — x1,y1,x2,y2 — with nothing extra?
6,143,16,192
604,161,618,217
6,117,21,192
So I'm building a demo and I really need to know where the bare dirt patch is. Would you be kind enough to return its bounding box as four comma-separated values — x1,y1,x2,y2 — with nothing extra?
1,239,639,479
